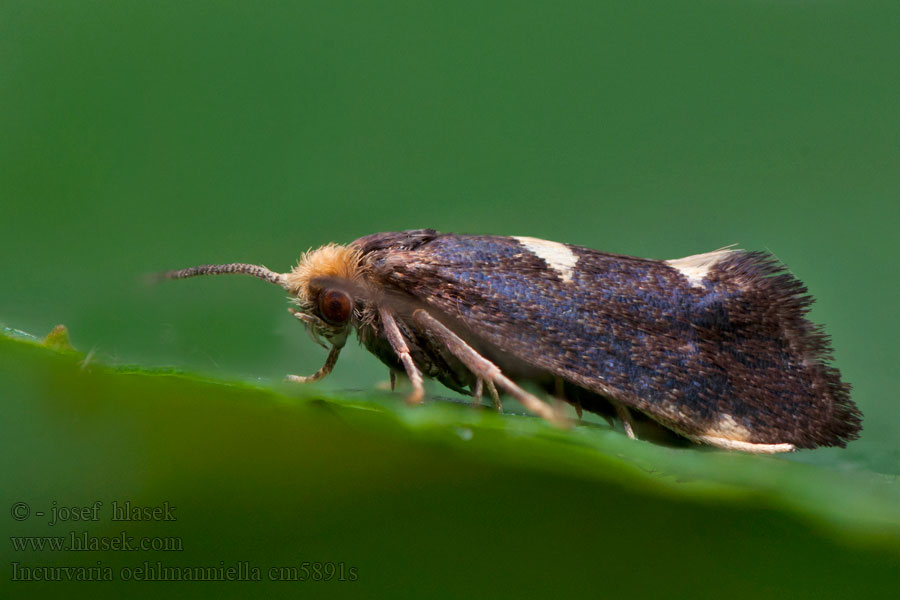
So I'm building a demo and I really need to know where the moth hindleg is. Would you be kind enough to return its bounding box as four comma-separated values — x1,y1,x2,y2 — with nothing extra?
379,307,425,405
286,344,342,383
611,401,636,439
411,309,562,425
486,379,502,413
553,376,581,420
472,378,502,413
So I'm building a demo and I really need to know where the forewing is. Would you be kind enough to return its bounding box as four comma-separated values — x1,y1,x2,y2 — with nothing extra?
358,233,859,448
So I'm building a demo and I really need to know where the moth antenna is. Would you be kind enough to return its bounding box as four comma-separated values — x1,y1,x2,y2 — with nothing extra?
158,263,289,289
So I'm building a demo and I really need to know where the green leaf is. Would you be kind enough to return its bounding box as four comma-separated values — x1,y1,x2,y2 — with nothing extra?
2,328,898,598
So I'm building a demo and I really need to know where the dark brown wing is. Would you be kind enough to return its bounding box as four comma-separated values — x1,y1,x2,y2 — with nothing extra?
356,232,860,449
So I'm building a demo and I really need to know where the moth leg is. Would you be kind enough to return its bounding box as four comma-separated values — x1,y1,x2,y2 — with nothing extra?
486,379,502,413
612,401,636,439
411,309,562,425
552,377,566,414
286,345,342,383
553,376,581,420
472,378,484,407
554,377,565,398
551,376,582,421
379,307,425,405
389,370,397,392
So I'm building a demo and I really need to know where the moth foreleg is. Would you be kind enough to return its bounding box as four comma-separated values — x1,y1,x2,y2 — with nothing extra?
286,344,342,384
411,309,562,425
379,307,425,405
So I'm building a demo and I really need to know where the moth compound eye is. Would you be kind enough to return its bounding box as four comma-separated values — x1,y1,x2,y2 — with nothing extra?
318,289,352,325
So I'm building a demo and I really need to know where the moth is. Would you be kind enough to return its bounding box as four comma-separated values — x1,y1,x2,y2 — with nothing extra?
161,229,862,453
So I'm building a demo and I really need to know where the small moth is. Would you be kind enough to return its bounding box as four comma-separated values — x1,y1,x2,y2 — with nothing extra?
161,229,861,453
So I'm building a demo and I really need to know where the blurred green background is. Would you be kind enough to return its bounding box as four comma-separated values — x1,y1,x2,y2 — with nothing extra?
2,1,899,597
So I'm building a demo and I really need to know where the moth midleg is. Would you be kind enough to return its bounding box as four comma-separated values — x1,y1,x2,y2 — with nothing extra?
379,307,425,405
411,309,562,424
286,344,342,383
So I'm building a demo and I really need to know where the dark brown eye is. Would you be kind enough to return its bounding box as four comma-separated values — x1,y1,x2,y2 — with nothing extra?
318,289,353,325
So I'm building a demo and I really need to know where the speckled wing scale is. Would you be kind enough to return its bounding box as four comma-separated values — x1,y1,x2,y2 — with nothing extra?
161,229,862,453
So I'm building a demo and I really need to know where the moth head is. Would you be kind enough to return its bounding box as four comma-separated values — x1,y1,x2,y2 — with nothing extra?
158,243,365,349
283,244,364,348
288,280,359,348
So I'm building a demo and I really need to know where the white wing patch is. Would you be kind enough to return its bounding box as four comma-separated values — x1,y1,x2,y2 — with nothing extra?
664,247,735,288
692,414,796,453
513,236,578,283
692,435,796,454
